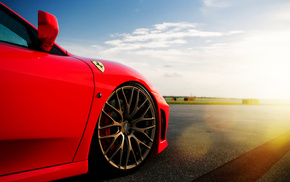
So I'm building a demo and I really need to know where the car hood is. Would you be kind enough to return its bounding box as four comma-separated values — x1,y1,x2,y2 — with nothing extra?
72,56,161,96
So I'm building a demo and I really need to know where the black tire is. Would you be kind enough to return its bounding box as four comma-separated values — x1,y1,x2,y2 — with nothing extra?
89,82,157,176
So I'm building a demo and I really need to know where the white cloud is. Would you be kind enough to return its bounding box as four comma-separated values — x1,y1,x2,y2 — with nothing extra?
133,28,149,35
271,3,290,20
227,31,244,35
105,39,122,46
154,22,197,30
105,22,241,52
275,12,290,20
203,0,231,8
60,19,290,99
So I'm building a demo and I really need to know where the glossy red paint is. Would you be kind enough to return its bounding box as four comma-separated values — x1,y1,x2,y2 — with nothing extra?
0,43,94,176
38,11,59,52
0,2,169,181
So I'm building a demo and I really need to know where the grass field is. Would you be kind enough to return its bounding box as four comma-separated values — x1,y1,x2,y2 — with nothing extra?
164,97,290,106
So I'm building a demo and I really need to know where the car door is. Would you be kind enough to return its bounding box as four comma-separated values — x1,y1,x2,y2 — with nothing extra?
0,6,94,175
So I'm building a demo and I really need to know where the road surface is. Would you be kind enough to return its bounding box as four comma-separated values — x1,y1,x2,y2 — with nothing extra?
59,104,290,182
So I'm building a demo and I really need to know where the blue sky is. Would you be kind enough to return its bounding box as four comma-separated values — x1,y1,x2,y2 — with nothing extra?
3,0,290,99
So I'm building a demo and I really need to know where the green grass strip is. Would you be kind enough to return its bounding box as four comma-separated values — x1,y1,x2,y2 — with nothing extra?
166,102,290,106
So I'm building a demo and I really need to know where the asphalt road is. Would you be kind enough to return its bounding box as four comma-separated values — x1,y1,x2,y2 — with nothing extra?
60,104,290,182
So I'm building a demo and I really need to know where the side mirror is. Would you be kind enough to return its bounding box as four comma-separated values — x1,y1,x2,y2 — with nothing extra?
38,11,59,52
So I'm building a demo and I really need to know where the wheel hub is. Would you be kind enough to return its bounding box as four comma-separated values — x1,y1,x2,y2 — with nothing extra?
122,120,130,135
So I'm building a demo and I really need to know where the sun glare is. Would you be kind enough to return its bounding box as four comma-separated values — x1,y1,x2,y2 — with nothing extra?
236,32,290,99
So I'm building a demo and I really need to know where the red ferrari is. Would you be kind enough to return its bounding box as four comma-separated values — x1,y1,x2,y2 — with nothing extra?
0,3,169,181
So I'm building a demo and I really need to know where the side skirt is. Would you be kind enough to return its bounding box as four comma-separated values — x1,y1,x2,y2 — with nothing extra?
0,161,88,182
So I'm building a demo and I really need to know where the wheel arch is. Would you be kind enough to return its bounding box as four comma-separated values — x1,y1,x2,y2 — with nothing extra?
72,58,168,169
88,81,163,157
72,79,167,165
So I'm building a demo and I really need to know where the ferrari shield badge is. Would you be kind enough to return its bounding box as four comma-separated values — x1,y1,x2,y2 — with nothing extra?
92,61,105,73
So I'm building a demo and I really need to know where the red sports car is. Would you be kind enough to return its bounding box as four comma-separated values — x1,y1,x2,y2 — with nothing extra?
0,3,169,181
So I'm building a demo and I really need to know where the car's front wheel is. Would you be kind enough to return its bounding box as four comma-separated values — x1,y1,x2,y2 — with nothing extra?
89,83,157,175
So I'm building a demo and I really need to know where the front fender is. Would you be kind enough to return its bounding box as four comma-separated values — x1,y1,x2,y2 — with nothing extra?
73,57,168,162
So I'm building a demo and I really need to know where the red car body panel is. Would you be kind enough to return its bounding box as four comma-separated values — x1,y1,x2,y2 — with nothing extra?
0,43,94,176
0,2,169,181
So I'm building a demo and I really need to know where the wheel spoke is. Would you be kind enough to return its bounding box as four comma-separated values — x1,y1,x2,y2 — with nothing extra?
131,117,155,124
131,135,143,161
124,136,138,168
106,101,122,116
130,97,148,118
99,111,121,129
131,105,151,124
133,129,154,142
127,87,134,110
130,89,140,117
133,125,155,132
132,123,155,143
124,136,130,168
99,130,121,140
109,134,125,161
129,90,139,117
115,90,122,113
132,134,151,150
128,136,138,165
121,87,130,118
138,98,148,112
118,144,124,168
